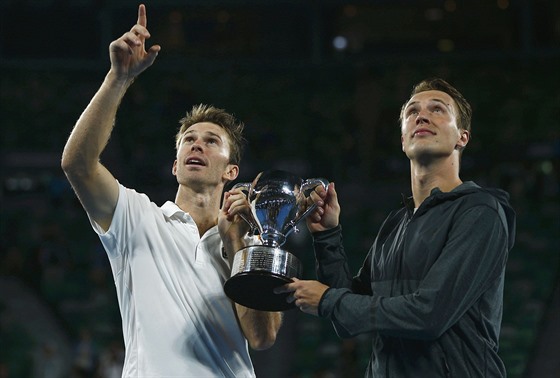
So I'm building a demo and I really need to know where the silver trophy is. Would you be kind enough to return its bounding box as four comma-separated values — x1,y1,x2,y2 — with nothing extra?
223,170,328,311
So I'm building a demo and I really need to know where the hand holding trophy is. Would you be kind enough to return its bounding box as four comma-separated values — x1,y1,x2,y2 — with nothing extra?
223,170,328,311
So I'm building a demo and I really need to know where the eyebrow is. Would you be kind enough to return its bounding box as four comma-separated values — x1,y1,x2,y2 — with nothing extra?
405,98,453,111
183,130,224,141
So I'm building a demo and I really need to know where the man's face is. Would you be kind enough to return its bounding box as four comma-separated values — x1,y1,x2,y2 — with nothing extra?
172,122,238,188
400,90,468,162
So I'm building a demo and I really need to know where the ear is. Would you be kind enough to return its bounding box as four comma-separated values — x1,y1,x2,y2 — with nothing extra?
172,160,178,176
401,134,405,152
223,164,239,182
455,129,470,149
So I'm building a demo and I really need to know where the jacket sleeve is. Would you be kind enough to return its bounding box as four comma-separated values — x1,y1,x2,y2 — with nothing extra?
312,225,372,294
319,203,511,340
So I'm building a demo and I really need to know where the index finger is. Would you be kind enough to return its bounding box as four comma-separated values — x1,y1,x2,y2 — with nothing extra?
315,184,328,198
137,4,147,27
229,187,248,196
273,282,294,294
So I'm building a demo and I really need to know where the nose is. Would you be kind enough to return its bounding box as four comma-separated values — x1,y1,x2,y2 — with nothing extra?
190,139,203,152
415,110,429,125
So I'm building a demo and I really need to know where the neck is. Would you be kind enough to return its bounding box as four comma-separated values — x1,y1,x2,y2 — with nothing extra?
175,184,223,236
409,157,462,208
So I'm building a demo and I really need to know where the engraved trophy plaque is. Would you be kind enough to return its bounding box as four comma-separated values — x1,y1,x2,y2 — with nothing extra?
223,170,328,311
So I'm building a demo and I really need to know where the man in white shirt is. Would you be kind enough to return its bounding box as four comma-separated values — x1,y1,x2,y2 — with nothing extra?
61,4,282,376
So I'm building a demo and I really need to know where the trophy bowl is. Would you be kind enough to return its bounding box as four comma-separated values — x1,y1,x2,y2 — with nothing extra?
223,170,328,311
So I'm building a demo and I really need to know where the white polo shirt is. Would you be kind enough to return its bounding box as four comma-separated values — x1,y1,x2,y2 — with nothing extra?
90,183,255,377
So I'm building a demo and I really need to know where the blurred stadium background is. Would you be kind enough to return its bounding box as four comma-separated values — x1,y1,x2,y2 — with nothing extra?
1,0,559,377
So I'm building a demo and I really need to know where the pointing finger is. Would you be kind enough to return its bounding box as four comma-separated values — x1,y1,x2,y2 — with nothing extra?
138,4,147,28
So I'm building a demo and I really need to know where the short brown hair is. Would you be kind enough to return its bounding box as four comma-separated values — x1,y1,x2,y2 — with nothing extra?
176,104,246,165
400,78,472,134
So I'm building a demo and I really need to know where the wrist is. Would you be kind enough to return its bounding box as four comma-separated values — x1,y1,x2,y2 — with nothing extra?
312,224,342,238
105,70,135,89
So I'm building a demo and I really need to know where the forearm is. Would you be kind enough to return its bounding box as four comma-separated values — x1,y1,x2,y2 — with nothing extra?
223,233,282,350
235,305,282,350
313,226,354,288
61,71,132,176
320,288,374,338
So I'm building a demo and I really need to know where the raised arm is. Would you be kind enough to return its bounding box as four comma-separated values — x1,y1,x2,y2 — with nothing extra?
219,189,283,350
61,4,160,231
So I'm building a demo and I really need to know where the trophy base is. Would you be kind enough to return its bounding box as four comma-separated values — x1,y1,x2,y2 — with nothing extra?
225,272,295,311
224,246,302,311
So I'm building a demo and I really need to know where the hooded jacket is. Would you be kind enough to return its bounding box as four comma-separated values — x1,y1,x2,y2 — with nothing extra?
314,181,516,377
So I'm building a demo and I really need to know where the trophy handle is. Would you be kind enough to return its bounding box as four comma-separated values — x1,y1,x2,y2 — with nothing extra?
231,182,260,235
285,178,329,236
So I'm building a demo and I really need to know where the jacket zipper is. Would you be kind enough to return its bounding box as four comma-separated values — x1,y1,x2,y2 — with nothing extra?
442,357,451,377
389,213,411,296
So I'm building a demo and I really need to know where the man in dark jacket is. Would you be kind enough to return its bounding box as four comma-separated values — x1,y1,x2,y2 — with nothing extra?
275,78,516,377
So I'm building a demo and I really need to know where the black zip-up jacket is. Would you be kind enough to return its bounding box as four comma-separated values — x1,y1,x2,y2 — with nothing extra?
313,182,516,377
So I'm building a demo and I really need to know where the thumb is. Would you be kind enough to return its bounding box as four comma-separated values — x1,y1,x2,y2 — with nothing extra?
327,182,338,202
220,192,231,213
145,45,161,65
